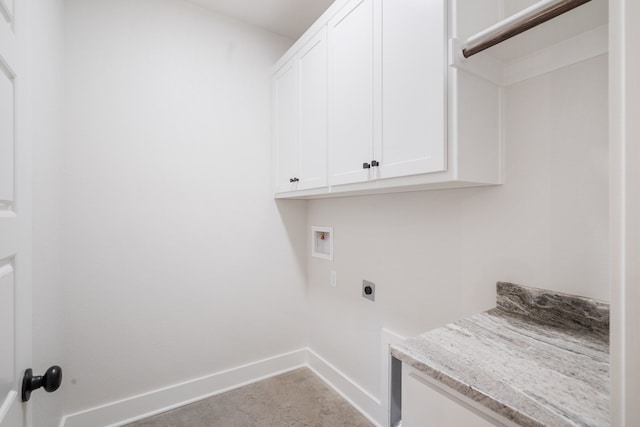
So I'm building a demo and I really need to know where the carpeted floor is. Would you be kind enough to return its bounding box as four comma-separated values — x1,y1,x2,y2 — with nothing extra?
124,367,374,426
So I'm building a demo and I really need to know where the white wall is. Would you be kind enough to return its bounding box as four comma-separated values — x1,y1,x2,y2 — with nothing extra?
45,0,611,423
31,0,66,425
307,56,609,401
61,0,307,415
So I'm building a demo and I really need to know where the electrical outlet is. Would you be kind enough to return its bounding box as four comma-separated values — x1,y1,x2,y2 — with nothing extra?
362,280,375,302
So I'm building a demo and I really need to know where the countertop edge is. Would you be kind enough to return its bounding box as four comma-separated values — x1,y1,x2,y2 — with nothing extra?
390,345,545,427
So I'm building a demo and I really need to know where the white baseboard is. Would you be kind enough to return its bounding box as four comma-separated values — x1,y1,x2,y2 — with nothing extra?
306,348,384,427
60,341,403,427
60,349,307,427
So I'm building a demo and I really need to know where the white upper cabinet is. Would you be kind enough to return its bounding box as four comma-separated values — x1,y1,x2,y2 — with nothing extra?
273,59,299,194
273,29,329,194
272,0,604,198
272,0,504,198
379,0,446,179
299,28,328,191
327,0,375,186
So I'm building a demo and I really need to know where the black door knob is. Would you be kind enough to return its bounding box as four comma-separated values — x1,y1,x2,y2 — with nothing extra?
371,160,379,167
289,177,299,183
22,365,62,402
362,163,371,169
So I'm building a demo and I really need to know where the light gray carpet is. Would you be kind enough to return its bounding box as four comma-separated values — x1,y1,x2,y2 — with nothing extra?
124,367,374,427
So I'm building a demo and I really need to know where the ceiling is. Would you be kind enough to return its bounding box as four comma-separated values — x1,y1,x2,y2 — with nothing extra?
189,0,336,39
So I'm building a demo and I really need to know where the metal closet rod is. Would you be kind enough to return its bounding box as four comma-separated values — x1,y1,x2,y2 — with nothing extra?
462,0,592,58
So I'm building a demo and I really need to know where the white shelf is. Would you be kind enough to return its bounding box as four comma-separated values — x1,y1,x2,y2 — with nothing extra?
454,0,608,86
476,0,608,62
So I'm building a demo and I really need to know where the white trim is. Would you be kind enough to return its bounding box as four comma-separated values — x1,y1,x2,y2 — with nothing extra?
0,207,15,218
0,0,13,23
306,348,384,427
60,349,307,427
610,0,640,425
271,0,350,74
503,24,609,86
59,346,395,427
609,0,625,424
0,391,16,423
380,329,405,427
0,262,13,276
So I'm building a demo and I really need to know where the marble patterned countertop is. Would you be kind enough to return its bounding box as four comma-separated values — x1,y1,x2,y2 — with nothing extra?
391,282,610,427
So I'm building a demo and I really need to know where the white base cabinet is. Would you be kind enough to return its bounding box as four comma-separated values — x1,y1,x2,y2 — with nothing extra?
402,365,517,427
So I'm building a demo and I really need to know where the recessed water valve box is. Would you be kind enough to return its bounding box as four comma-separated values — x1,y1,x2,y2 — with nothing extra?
311,226,333,260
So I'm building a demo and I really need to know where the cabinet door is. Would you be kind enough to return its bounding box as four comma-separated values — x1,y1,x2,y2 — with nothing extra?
273,59,300,193
298,28,328,191
328,0,375,186
379,0,446,179
402,366,500,427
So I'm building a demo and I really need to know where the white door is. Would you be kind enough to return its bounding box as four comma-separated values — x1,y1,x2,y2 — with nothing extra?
298,28,328,191
379,0,446,179
328,0,376,186
0,0,32,425
273,59,300,193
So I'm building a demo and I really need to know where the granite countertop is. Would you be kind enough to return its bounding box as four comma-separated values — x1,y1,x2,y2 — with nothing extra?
391,282,610,427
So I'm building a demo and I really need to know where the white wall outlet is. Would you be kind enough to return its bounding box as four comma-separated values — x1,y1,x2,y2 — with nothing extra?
330,270,337,287
362,280,375,302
